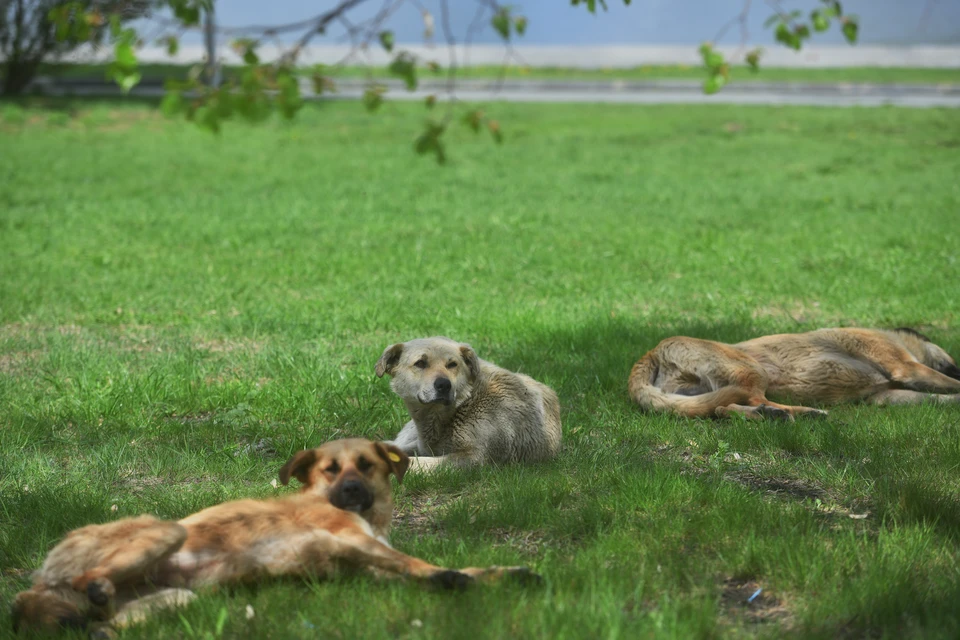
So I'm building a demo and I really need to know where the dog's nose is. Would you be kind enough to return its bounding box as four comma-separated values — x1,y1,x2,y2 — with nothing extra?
341,480,364,499
434,377,452,394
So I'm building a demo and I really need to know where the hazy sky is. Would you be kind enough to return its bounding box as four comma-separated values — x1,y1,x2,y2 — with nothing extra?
201,1,959,46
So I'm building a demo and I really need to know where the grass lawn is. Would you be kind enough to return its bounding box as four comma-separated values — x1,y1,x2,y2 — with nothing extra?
37,62,960,85
1,98,959,639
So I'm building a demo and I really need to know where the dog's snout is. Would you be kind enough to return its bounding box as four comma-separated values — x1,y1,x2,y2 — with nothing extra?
330,478,374,513
434,377,452,394
341,480,364,499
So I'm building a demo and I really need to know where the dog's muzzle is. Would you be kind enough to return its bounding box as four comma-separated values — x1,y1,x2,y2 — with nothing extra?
330,479,374,513
417,376,454,405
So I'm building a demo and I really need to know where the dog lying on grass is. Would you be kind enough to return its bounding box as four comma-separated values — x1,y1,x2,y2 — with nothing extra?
12,438,539,636
376,337,562,471
629,327,960,420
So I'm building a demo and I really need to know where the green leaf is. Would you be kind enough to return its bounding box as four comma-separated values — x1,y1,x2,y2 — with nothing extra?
414,121,446,164
462,109,483,133
363,85,386,112
841,17,858,44
795,24,811,40
703,74,726,95
116,71,141,93
514,16,528,36
311,73,334,95
379,31,394,53
811,10,829,32
243,48,258,65
160,90,184,117
745,48,762,72
115,41,137,70
492,9,511,40
823,0,843,16
388,53,417,91
488,120,503,144
763,14,780,28
165,35,180,56
109,14,122,38
276,69,303,119
173,3,201,26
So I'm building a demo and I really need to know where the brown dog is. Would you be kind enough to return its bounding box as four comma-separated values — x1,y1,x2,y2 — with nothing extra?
629,328,960,420
12,438,538,635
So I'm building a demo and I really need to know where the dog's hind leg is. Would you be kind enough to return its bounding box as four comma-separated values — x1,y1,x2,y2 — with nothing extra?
717,402,828,421
69,519,187,592
888,363,960,395
867,390,960,406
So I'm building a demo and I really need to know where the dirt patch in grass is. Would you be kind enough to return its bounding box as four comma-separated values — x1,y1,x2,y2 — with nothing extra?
0,350,42,375
488,527,548,557
193,338,264,354
393,493,454,536
719,577,792,627
729,470,827,502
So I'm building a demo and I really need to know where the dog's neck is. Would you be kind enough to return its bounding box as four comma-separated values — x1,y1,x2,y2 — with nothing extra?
292,488,393,540
403,399,461,449
363,498,394,539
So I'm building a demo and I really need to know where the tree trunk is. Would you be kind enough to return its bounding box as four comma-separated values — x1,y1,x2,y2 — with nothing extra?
2,58,39,95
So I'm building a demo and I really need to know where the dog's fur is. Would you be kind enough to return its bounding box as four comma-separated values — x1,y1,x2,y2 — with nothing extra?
629,328,960,420
11,438,538,635
376,337,562,470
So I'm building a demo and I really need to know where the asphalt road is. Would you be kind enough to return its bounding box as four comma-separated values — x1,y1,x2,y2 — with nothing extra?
30,77,960,108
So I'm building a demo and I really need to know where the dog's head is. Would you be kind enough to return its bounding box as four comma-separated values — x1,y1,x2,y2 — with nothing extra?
11,588,87,635
278,439,409,515
895,328,960,380
374,337,480,407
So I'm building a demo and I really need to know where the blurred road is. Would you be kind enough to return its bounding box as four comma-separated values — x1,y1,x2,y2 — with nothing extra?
33,77,960,108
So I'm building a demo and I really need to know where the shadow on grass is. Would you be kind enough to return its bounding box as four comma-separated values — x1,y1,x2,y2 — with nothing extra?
494,314,758,395
497,314,960,542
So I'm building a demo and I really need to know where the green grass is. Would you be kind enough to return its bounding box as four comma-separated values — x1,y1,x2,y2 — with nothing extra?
37,61,960,85
1,98,960,639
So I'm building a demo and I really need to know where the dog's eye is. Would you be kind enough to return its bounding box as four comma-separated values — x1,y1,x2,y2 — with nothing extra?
414,358,428,369
325,462,340,474
446,361,458,369
356,457,372,472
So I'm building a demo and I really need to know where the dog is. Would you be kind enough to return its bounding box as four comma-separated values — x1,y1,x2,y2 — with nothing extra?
629,327,960,420
375,337,562,471
11,438,539,635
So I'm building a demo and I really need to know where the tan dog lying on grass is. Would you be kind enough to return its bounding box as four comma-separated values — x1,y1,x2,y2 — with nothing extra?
629,327,960,420
12,438,539,636
376,337,562,472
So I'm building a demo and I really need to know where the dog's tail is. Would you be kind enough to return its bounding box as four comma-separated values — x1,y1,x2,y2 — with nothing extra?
628,353,752,418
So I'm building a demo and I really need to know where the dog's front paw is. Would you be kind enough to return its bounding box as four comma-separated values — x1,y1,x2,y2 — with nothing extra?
500,566,544,587
86,579,115,608
428,570,473,591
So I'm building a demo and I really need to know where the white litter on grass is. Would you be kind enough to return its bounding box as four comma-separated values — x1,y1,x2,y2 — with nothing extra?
411,619,424,628
270,479,278,489
245,605,255,620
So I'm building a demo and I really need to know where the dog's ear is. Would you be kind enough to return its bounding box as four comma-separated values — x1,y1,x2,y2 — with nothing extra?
459,344,480,381
375,442,410,485
375,343,404,378
279,449,317,486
